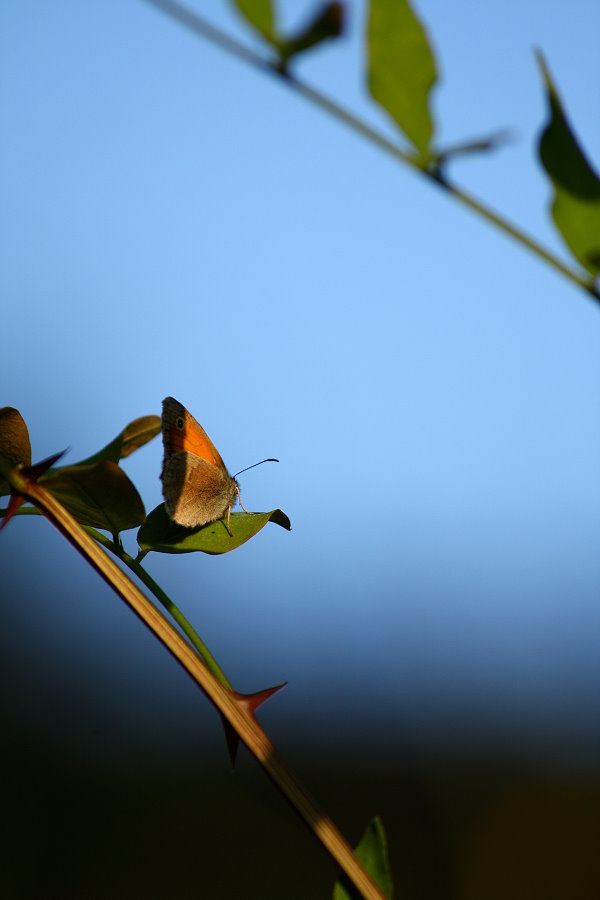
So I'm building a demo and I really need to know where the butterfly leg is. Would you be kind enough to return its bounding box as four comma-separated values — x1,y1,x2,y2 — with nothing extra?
236,490,254,516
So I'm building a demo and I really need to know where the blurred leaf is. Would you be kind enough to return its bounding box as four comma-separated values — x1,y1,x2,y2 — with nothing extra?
436,129,512,167
280,3,344,67
333,816,393,899
0,407,31,496
231,0,277,44
42,461,146,532
537,51,600,276
74,415,161,466
138,503,291,555
367,0,437,160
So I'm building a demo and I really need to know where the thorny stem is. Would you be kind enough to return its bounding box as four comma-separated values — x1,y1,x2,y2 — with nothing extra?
0,473,385,900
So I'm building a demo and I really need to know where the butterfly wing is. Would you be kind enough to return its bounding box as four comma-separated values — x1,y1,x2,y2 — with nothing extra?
161,397,238,528
161,451,238,528
161,396,226,469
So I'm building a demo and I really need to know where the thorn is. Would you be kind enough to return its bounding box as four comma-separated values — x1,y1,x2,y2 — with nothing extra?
0,449,66,531
0,492,25,531
24,449,67,480
232,682,288,717
221,683,288,768
222,715,240,768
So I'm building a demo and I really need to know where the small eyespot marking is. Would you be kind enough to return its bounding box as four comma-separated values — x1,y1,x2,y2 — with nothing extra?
176,417,184,429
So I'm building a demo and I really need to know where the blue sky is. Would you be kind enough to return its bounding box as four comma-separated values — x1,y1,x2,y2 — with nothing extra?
1,0,599,766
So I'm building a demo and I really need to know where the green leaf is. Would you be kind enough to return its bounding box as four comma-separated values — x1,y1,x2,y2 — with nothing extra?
138,503,291,555
0,407,32,495
280,3,344,67
537,51,600,277
1,412,158,523
41,461,146,532
73,415,161,466
231,0,277,44
333,816,393,899
367,0,437,160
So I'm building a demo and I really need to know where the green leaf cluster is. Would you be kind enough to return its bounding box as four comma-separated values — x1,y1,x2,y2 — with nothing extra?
0,407,290,553
231,0,599,298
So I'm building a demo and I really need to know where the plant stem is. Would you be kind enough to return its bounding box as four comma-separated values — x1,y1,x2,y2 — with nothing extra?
2,467,385,899
88,526,233,689
8,508,230,686
141,0,600,307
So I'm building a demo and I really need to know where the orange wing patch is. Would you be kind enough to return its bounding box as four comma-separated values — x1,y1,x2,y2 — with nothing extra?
162,397,225,469
176,419,223,467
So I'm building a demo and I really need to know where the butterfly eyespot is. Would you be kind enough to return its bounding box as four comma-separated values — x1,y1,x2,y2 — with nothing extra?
176,417,184,429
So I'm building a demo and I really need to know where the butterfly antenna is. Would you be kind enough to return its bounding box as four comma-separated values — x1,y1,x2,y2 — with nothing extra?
233,458,278,479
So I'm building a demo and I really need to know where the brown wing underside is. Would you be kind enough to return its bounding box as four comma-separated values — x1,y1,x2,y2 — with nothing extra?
161,451,238,528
